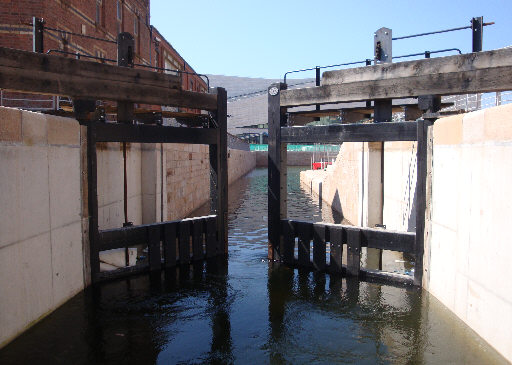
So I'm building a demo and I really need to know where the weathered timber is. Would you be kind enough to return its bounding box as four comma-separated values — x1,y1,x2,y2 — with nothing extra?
208,88,228,256
268,83,287,261
415,119,434,286
362,228,416,254
281,48,512,107
96,264,149,282
98,224,147,251
288,102,453,124
97,217,211,251
321,47,512,85
217,88,229,255
297,221,312,267
192,219,204,260
328,225,344,273
0,46,217,110
92,122,218,144
346,227,361,277
281,219,295,264
148,225,161,271
87,126,100,279
360,268,414,287
163,222,177,267
312,223,327,271
281,122,417,144
178,220,191,265
205,216,217,258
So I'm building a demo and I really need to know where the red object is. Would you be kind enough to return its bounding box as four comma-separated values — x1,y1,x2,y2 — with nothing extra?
312,161,332,170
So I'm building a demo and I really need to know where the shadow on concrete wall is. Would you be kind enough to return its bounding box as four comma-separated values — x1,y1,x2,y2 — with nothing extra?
402,144,417,233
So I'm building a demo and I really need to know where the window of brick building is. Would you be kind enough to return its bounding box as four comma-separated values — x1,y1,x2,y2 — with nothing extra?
134,16,138,35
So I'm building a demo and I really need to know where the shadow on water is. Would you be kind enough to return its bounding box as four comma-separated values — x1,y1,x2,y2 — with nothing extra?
0,167,508,364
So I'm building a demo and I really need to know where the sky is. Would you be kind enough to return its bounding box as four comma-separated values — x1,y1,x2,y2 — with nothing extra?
150,0,512,80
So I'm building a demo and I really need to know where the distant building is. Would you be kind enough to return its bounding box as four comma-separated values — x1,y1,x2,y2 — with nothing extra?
0,0,206,111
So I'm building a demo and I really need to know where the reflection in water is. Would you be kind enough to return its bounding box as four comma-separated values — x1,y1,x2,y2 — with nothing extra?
0,167,507,364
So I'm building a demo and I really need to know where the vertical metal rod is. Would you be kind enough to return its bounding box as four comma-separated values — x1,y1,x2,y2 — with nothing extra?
123,141,129,266
87,125,100,281
32,17,44,53
315,67,321,118
160,143,164,222
496,91,502,106
365,59,372,108
472,17,483,109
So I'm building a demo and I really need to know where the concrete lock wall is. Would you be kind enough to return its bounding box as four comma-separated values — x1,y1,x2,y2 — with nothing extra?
425,104,512,362
0,107,86,348
0,107,256,348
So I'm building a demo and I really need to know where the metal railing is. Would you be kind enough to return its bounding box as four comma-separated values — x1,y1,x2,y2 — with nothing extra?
250,144,341,152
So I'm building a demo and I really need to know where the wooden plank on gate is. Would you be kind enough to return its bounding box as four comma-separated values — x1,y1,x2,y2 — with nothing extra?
163,222,177,267
206,216,217,258
297,222,312,267
346,227,361,277
281,220,295,264
362,229,416,254
179,220,191,264
313,223,326,271
329,225,344,273
281,122,417,144
192,219,204,260
148,225,161,271
94,122,218,145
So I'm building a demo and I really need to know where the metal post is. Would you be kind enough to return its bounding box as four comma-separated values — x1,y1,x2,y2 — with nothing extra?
374,27,393,122
496,91,502,106
365,59,372,109
315,67,321,120
472,17,483,109
268,83,287,261
32,17,44,53
471,16,483,52
117,32,135,123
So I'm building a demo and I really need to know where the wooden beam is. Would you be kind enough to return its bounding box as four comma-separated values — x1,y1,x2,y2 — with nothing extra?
281,122,417,144
346,227,361,277
268,83,287,261
415,119,434,286
0,46,217,110
362,228,416,254
281,48,512,107
321,47,512,85
92,122,218,144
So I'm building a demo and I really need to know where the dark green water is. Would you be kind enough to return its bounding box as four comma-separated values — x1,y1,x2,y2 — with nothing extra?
0,167,507,364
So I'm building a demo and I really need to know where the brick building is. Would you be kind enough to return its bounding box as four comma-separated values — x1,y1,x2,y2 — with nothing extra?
0,0,207,110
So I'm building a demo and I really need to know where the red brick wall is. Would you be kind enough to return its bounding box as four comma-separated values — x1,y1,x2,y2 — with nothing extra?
0,0,207,111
